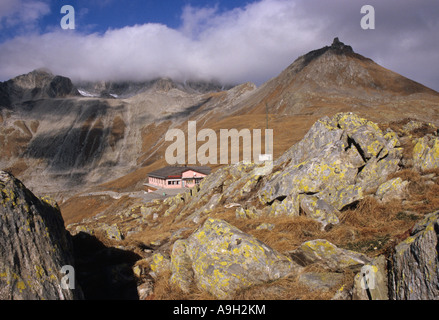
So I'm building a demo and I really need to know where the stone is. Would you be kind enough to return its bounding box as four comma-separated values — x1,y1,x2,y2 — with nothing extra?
289,239,371,271
375,177,408,202
300,195,340,229
235,206,263,219
389,211,439,300
137,280,154,300
149,252,171,278
170,218,300,299
320,184,364,211
348,124,387,159
412,136,439,171
259,139,361,204
100,223,124,241
0,171,82,300
269,194,300,217
298,272,344,292
355,149,402,191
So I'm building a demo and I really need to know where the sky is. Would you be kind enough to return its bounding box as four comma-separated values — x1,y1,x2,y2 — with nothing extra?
0,0,438,90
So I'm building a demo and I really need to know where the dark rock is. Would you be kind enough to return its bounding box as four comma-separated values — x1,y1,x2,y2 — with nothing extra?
0,171,82,300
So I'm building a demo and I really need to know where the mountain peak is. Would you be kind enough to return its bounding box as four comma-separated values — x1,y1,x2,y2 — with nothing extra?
330,37,354,54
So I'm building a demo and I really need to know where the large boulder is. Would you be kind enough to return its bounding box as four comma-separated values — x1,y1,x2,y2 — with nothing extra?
0,171,82,300
389,211,439,300
170,218,300,299
258,113,403,225
412,135,439,171
289,239,371,270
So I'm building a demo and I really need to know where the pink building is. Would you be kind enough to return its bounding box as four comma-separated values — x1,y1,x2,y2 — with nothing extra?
145,166,211,192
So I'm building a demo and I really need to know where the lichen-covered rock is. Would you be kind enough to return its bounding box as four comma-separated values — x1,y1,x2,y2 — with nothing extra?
389,211,439,300
0,171,82,300
99,223,123,241
300,195,339,229
375,177,408,202
355,149,402,191
235,206,264,219
298,272,344,292
260,139,361,203
289,239,371,270
258,113,402,213
413,136,439,171
149,252,171,278
269,193,300,217
347,124,388,159
170,218,300,299
320,184,364,211
170,240,194,293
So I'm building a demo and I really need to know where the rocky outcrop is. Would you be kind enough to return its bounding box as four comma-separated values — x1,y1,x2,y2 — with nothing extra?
0,69,78,106
389,211,439,300
257,113,402,226
0,171,82,300
413,135,439,171
170,218,299,299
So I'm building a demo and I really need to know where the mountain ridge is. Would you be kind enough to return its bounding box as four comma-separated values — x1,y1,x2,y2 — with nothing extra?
1,38,439,198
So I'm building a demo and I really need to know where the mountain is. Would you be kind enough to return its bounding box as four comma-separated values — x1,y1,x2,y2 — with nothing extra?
75,78,233,99
1,39,439,198
0,69,79,108
230,38,439,119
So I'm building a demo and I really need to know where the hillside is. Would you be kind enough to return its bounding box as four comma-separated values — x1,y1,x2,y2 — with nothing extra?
63,112,439,300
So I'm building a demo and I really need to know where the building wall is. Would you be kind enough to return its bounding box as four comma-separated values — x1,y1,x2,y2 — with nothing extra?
181,170,207,179
182,170,207,188
148,169,208,189
149,176,166,188
165,179,182,189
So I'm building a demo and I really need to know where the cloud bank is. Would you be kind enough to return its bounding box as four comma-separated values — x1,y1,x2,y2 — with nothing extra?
0,0,438,90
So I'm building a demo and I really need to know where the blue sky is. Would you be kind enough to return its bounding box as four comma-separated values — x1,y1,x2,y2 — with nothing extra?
0,0,252,41
1,0,438,90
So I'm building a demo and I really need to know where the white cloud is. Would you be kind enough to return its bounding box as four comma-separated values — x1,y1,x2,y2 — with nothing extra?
0,0,50,29
0,0,438,91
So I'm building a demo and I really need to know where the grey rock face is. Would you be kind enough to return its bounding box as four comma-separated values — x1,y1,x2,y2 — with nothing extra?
258,113,403,225
389,211,439,300
0,171,82,300
170,218,300,299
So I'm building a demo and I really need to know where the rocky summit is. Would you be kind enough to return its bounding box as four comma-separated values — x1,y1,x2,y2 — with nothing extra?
1,40,439,300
